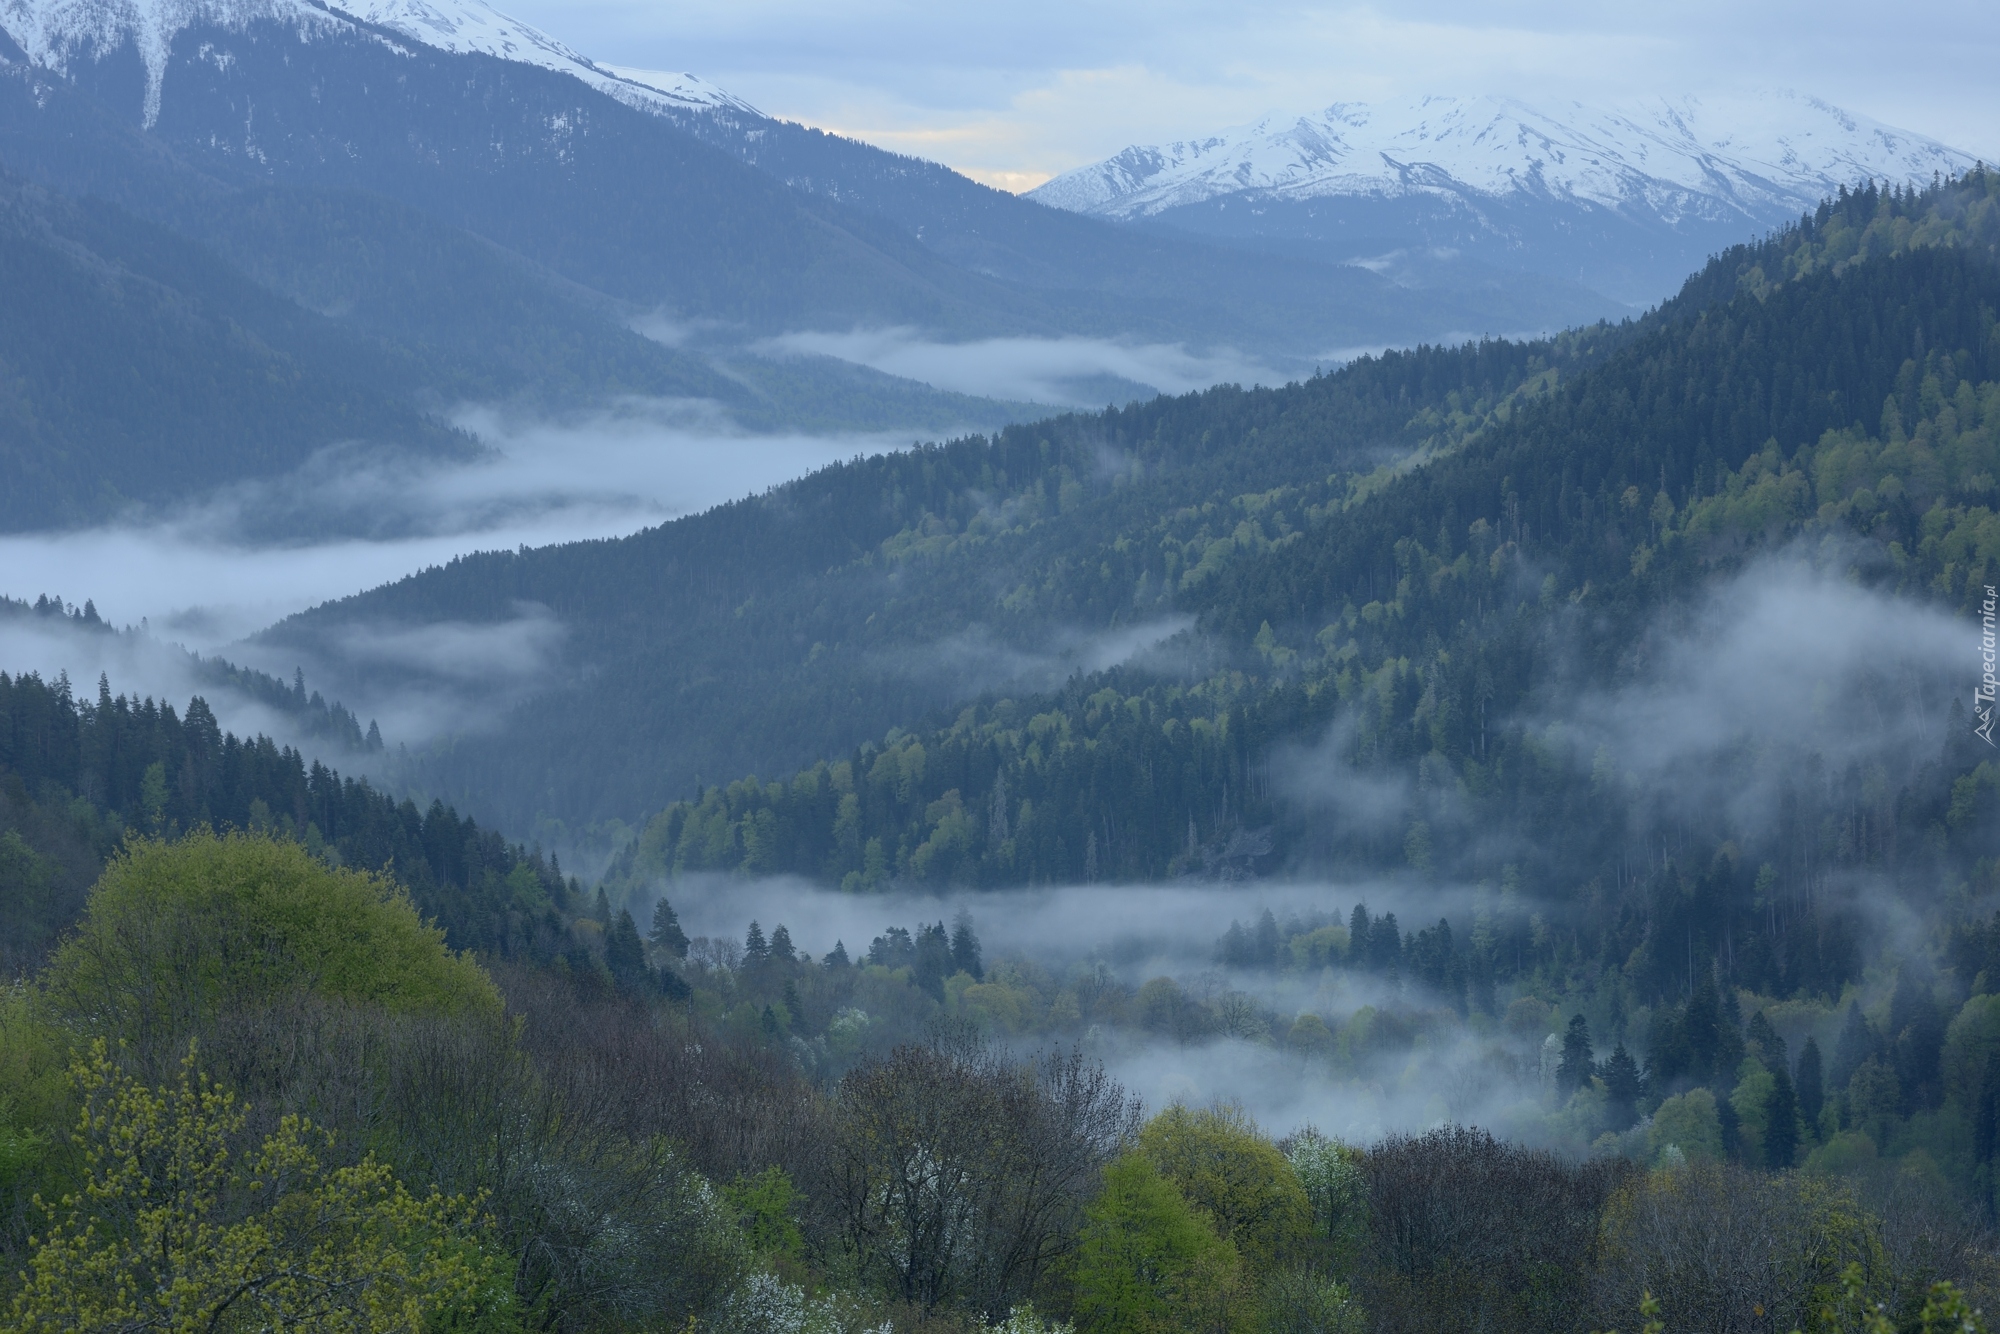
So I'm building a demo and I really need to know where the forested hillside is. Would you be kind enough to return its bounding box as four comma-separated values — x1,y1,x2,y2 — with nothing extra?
277,320,1621,832
0,665,578,977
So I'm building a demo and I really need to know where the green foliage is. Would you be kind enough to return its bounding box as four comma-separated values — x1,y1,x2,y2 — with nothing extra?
43,831,500,1044
8,1041,511,1332
1073,1152,1245,1334
1136,1106,1312,1275
1649,1089,1726,1164
724,1165,806,1261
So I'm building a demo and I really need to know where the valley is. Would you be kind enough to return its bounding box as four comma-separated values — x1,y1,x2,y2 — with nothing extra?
1,0,1998,1327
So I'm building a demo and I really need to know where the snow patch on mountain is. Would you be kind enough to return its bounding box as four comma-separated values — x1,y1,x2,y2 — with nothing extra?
0,0,755,126
0,0,349,125
1032,92,1978,227
329,1,757,117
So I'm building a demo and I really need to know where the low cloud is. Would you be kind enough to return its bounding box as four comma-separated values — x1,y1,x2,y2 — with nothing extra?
1560,552,1964,837
0,399,900,652
0,610,369,762
649,873,1569,1141
756,328,1284,406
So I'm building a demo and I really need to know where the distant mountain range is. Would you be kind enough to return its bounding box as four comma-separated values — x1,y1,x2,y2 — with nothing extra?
1032,93,1981,304
0,0,1979,533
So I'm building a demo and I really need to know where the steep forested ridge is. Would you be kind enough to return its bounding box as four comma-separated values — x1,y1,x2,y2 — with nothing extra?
0,663,578,976
582,175,2000,1004
276,321,1626,830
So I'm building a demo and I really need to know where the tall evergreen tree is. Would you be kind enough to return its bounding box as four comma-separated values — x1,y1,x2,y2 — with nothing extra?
769,924,797,964
1795,1037,1825,1134
950,911,983,979
604,908,651,994
1603,1043,1643,1131
743,921,769,965
1348,905,1371,964
648,897,690,958
1557,1014,1595,1098
1765,1062,1801,1169
1254,910,1282,968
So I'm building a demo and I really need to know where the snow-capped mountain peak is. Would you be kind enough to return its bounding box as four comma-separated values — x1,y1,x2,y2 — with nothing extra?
326,0,758,118
0,0,756,126
1031,91,1978,227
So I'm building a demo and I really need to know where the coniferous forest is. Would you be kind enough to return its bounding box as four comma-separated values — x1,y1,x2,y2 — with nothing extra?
6,92,2000,1330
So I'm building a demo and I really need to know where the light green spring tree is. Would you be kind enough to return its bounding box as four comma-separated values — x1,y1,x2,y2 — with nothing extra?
8,1041,511,1333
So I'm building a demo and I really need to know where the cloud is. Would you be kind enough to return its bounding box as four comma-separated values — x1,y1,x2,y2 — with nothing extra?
0,611,370,762
0,399,901,655
645,872,1573,1140
757,329,1282,405
1559,552,1964,834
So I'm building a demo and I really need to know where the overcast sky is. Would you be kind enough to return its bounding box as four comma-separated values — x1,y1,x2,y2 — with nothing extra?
502,0,2000,191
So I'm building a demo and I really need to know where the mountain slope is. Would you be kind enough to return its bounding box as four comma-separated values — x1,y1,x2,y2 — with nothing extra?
1032,92,1980,305
0,0,1627,362
597,172,2000,930
0,167,469,528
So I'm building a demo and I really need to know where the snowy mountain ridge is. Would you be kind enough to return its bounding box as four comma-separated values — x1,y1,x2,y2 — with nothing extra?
1031,91,1979,228
0,0,754,126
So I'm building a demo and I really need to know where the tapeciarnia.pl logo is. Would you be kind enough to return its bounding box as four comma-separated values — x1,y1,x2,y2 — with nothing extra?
1980,583,1998,745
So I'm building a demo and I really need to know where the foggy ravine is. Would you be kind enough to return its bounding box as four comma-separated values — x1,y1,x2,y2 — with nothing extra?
0,400,903,651
617,548,1977,1143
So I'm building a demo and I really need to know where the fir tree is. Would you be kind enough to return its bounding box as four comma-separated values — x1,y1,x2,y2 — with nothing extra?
769,924,797,964
950,911,983,979
1557,1014,1595,1097
1603,1043,1643,1131
1795,1036,1825,1133
1765,1061,1801,1168
744,921,769,965
824,940,851,968
1254,909,1281,968
649,897,690,958
604,909,650,995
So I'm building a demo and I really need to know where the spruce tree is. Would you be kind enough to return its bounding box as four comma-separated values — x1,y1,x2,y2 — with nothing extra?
1795,1036,1825,1133
950,911,983,979
604,909,650,994
649,897,689,958
743,921,769,965
1254,909,1282,968
1603,1043,1643,1130
824,940,851,968
1765,1061,1801,1168
1557,1014,1595,1097
769,924,797,964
